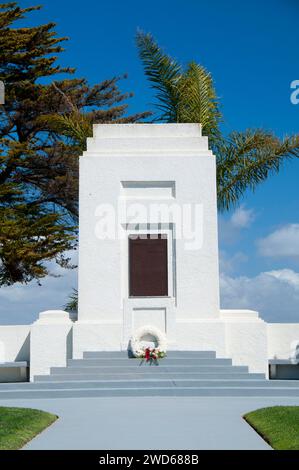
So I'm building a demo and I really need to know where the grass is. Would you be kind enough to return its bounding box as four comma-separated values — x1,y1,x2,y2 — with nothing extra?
0,407,58,450
244,406,299,450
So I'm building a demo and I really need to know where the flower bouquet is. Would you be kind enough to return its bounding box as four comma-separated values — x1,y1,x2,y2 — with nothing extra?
138,346,166,364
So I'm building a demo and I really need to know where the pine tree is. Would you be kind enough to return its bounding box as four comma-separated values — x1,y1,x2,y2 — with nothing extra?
0,2,150,285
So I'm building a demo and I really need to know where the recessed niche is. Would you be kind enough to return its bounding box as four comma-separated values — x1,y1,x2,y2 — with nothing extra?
132,308,166,332
121,181,175,199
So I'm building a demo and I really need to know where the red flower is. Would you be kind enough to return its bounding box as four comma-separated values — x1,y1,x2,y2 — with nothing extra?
145,348,151,362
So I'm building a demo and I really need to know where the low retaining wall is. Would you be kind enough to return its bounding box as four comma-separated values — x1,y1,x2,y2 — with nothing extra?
220,310,268,375
0,312,299,382
0,325,30,362
29,310,73,380
267,323,299,359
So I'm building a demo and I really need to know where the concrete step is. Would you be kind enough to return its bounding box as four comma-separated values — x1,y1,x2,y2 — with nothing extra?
34,372,265,382
4,349,298,399
3,379,299,391
50,365,249,375
83,351,217,359
2,386,299,399
67,358,232,367
83,351,130,359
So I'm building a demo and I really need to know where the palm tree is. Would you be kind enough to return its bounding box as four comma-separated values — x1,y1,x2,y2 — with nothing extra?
136,31,299,211
64,288,78,312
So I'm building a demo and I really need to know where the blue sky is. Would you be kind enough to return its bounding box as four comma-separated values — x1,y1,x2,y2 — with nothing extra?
0,0,299,324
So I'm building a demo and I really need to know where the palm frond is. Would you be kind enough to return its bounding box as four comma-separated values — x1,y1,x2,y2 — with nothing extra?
136,30,182,122
64,288,78,312
217,130,299,211
136,31,221,142
178,61,221,141
39,110,93,150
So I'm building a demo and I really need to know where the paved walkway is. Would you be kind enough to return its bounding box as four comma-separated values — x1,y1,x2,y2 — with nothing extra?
1,396,299,449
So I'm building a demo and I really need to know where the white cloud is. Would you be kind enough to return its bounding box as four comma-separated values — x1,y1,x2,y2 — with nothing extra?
257,224,299,258
230,206,255,229
220,220,299,321
219,205,256,244
220,268,299,323
219,250,248,274
266,269,299,290
0,251,78,325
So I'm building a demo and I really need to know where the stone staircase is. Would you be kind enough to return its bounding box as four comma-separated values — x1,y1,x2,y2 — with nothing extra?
1,351,299,399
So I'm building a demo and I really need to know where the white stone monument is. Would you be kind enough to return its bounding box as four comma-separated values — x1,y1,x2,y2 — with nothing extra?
74,123,226,356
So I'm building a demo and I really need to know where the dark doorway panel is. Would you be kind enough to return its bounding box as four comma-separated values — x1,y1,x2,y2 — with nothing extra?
129,235,168,297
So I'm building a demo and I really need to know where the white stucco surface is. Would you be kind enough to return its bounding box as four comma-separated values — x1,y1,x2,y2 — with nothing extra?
175,319,226,355
78,123,220,350
0,325,30,362
267,323,299,359
72,322,122,358
29,311,73,379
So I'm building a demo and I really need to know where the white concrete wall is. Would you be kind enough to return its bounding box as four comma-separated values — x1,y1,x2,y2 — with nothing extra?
175,319,226,355
78,123,220,350
221,310,268,375
0,316,298,380
267,323,299,359
30,311,73,380
0,326,30,362
224,321,268,375
73,323,122,358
